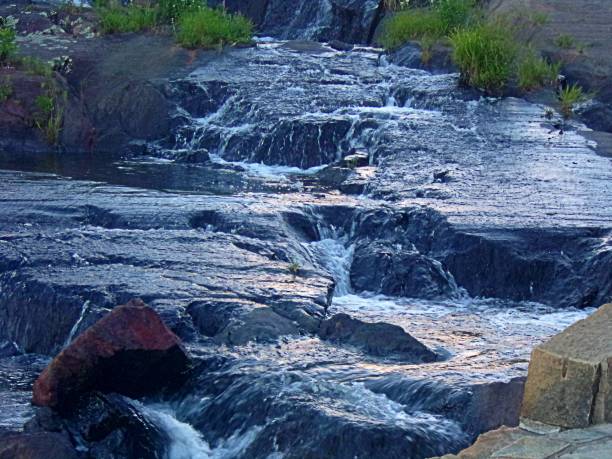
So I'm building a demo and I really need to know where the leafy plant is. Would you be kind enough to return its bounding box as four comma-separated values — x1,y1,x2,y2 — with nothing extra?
517,50,560,91
176,7,253,49
450,22,517,93
559,83,586,118
0,23,17,63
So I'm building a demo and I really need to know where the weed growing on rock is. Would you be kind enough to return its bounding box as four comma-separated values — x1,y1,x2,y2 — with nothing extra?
35,83,66,145
559,84,586,118
176,7,253,49
288,261,301,277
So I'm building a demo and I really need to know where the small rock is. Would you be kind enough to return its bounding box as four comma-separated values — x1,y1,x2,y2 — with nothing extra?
32,299,191,411
318,313,438,362
328,40,353,52
433,169,452,183
341,151,370,168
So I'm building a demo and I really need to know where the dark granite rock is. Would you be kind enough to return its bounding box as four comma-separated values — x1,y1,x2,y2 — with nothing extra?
319,313,438,362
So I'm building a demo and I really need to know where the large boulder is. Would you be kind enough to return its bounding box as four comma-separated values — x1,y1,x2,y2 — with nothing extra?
521,303,612,428
318,313,438,362
32,299,191,411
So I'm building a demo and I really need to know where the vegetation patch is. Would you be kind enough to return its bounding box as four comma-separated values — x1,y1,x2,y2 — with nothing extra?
379,0,476,49
517,49,560,91
34,83,66,145
450,21,516,92
97,5,157,34
176,7,253,48
93,0,253,49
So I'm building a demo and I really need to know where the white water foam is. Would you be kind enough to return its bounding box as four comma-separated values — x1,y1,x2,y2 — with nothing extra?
145,403,264,459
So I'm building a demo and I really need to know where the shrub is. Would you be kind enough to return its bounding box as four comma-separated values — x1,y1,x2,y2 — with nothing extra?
0,23,17,63
559,83,586,118
97,5,157,33
176,7,253,48
450,22,517,93
517,50,560,91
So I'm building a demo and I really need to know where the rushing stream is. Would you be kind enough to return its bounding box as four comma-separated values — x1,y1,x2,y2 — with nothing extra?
0,34,611,459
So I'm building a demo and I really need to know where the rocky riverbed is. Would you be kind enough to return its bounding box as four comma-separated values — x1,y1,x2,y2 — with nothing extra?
1,1,612,458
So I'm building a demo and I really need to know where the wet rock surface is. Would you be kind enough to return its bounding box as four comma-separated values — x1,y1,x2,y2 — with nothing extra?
318,313,438,362
0,1,611,457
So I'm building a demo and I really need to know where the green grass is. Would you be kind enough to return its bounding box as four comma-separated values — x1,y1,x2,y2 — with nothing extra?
0,24,17,63
559,83,586,118
97,5,157,34
450,22,517,93
517,50,560,91
379,0,476,49
176,7,253,49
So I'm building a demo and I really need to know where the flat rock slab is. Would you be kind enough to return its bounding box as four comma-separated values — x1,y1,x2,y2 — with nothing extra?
521,303,612,428
432,424,612,459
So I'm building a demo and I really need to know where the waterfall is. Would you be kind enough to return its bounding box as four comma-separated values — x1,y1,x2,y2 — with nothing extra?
63,300,90,347
307,226,354,297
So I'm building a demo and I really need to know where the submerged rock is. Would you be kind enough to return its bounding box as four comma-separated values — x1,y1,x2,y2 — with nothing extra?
521,303,612,428
32,299,190,411
318,313,438,362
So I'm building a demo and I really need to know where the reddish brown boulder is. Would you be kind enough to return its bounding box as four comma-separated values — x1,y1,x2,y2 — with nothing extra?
32,299,190,411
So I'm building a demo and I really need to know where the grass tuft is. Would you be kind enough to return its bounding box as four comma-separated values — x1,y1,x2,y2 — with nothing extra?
559,83,586,118
517,50,560,91
555,34,575,49
176,7,253,49
450,22,517,93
